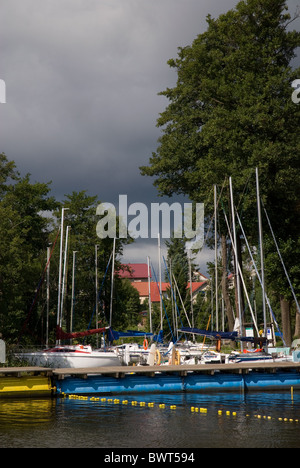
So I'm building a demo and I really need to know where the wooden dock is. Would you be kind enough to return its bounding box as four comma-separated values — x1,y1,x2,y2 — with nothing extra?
53,361,300,396
52,361,300,379
0,366,53,377
1,362,300,397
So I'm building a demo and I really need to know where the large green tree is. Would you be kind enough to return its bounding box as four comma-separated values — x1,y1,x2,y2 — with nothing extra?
141,0,300,341
0,153,58,342
0,156,141,346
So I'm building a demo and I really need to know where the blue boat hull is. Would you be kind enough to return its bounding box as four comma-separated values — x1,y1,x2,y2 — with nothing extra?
184,373,244,392
57,374,183,395
244,372,300,391
55,370,300,396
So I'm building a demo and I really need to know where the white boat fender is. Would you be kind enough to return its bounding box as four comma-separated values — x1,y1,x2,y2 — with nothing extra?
147,343,157,366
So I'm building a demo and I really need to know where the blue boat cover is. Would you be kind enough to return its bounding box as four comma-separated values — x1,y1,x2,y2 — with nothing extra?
108,329,153,342
179,327,267,344
179,327,238,341
152,330,164,344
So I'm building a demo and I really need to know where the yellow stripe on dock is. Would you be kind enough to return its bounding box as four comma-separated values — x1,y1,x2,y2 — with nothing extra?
0,376,53,397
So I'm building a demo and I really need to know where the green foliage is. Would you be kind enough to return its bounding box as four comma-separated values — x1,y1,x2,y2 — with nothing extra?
141,0,299,210
48,191,141,342
0,156,141,345
0,153,59,342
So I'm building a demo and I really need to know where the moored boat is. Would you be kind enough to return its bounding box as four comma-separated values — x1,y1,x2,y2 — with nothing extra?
16,326,123,368
16,343,122,368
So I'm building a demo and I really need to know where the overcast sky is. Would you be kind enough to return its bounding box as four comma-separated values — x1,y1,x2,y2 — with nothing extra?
1,0,299,272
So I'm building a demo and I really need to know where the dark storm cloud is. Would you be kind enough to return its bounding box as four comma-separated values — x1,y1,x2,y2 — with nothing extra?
0,0,239,199
1,0,299,269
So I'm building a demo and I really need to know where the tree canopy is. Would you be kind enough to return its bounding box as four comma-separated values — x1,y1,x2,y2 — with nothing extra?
141,0,299,210
0,153,141,346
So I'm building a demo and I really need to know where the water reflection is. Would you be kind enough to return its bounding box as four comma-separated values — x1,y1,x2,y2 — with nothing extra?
0,392,300,448
0,399,55,427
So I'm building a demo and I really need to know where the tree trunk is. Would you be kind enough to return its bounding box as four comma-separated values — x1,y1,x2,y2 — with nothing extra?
294,309,300,338
280,295,292,346
221,235,235,331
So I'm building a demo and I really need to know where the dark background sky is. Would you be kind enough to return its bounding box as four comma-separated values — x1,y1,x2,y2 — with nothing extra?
1,0,299,272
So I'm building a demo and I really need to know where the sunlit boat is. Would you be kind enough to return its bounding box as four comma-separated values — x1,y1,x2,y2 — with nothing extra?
16,326,123,368
16,344,122,368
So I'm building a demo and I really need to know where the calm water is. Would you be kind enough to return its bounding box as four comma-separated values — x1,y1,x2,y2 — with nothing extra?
0,392,300,448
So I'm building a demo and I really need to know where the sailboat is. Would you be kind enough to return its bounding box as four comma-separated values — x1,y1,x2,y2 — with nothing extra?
16,211,123,369
175,171,290,365
17,326,122,368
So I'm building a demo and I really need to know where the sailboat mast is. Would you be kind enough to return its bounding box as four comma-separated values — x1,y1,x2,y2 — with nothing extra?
147,256,153,334
229,177,243,350
109,238,116,328
70,250,78,341
60,225,71,331
188,250,194,329
56,207,68,345
95,245,99,347
256,167,268,348
158,233,163,331
214,184,219,331
46,246,50,348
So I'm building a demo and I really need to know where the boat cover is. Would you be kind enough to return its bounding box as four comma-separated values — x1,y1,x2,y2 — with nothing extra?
179,327,238,341
239,336,267,344
179,327,267,344
108,329,153,342
56,326,108,340
152,330,164,344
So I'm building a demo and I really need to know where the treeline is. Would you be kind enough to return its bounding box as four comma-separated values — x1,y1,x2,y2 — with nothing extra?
0,153,141,346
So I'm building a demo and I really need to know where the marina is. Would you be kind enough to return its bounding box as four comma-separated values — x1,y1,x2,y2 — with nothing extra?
1,362,300,448
1,0,300,450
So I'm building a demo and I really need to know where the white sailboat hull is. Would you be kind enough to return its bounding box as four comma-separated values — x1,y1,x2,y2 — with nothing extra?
16,346,122,368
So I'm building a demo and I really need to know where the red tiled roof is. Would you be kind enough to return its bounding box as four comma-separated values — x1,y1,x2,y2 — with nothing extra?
117,263,151,279
187,282,207,293
132,281,206,303
131,282,168,303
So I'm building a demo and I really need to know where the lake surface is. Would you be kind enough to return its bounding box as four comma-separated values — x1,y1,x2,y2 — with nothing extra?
0,391,300,449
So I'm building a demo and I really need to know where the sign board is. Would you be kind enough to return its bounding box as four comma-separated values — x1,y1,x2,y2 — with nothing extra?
245,327,254,338
0,340,6,364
